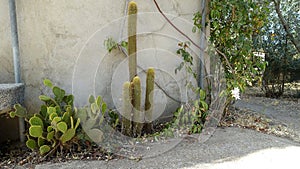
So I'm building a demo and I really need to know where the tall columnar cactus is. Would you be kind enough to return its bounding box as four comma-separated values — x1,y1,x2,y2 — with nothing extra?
121,82,132,136
145,68,155,133
128,1,137,81
131,76,143,137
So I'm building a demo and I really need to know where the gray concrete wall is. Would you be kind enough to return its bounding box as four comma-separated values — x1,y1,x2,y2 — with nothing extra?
0,0,201,120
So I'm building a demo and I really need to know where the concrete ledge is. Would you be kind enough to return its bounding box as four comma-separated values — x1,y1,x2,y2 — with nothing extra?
0,83,24,114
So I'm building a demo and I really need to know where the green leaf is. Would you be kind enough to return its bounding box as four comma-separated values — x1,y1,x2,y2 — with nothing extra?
43,79,53,88
199,90,206,100
29,126,43,138
39,145,51,155
57,122,68,133
60,129,75,144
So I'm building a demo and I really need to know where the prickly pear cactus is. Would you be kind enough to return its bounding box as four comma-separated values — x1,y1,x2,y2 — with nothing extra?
75,95,105,144
11,79,80,155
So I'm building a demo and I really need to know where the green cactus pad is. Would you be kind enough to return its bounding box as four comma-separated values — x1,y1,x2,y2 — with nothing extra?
47,107,56,115
76,108,88,122
38,137,45,147
39,95,51,102
43,79,53,88
47,126,53,132
96,96,102,108
53,86,65,101
52,116,62,124
75,118,80,129
101,103,107,114
57,122,68,133
91,103,99,114
39,145,51,155
40,105,47,117
29,115,44,128
26,139,37,150
88,95,95,104
29,126,43,138
87,129,104,143
10,104,27,118
62,111,70,122
47,131,55,141
60,128,75,144
63,95,74,105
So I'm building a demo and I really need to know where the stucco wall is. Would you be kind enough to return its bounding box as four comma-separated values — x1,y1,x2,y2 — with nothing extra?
0,0,201,121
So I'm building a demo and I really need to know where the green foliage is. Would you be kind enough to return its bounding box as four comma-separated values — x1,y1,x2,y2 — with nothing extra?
104,37,118,52
11,79,80,155
253,0,300,97
192,0,270,99
161,89,208,137
175,42,197,79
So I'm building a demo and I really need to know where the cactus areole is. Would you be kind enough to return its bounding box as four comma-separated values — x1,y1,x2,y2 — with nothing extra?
128,1,137,81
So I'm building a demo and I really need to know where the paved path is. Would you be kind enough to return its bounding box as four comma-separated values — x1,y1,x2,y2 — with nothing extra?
36,127,300,169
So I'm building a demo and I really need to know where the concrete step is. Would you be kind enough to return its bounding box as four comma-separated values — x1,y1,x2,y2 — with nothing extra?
0,83,24,114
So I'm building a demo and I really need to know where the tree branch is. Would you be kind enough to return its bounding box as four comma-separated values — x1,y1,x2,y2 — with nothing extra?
273,0,300,53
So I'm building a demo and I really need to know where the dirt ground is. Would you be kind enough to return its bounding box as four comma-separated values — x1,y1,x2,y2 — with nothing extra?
222,85,300,142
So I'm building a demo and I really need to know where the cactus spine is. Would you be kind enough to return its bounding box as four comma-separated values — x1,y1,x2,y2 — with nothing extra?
122,82,132,136
128,1,137,81
145,68,155,133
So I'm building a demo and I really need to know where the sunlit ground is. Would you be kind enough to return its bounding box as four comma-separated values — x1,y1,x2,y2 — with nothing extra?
183,146,300,169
